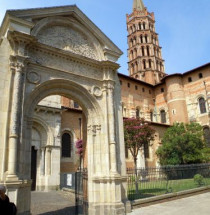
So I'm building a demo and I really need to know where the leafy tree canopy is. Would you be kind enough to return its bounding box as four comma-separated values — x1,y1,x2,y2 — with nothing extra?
156,122,207,165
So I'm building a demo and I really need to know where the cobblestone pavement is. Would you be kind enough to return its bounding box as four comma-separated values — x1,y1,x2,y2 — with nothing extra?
130,192,210,215
31,191,76,215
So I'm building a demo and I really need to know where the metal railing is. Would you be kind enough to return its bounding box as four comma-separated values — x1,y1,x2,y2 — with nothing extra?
127,163,210,200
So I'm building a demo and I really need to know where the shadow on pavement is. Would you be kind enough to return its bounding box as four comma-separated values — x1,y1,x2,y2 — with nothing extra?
38,206,76,215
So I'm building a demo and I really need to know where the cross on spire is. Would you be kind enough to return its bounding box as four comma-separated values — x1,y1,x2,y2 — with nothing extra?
133,0,145,11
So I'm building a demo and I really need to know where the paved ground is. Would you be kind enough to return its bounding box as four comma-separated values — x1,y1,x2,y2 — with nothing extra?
31,191,76,215
130,192,210,215
31,191,210,215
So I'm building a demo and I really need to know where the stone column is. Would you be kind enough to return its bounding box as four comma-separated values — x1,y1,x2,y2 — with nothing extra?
40,148,45,176
7,56,27,180
45,147,52,175
107,82,118,174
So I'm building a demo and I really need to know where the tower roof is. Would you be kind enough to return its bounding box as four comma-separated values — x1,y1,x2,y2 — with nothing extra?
133,0,145,11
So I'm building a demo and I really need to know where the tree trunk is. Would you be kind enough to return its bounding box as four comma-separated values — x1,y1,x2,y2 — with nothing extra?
134,157,139,194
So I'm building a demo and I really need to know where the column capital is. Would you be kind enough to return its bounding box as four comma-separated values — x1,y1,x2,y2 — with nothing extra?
10,55,29,73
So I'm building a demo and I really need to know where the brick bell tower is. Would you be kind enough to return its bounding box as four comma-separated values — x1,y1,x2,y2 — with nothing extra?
127,0,165,84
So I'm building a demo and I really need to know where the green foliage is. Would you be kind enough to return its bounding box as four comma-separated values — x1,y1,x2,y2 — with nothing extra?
202,147,210,162
156,122,206,165
124,118,155,167
194,174,204,186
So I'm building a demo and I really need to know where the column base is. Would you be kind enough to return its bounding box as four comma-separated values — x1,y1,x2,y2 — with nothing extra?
6,174,19,181
89,202,125,215
5,179,32,215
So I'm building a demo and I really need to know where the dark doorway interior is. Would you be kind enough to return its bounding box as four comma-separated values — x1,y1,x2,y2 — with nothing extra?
31,146,37,191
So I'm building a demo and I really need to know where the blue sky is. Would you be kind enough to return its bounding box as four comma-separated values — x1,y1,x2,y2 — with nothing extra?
0,0,209,75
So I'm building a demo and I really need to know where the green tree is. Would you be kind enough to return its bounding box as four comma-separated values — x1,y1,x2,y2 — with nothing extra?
156,122,207,165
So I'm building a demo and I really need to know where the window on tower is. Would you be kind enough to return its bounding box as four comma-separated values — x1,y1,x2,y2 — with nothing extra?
140,35,143,43
139,23,141,30
149,59,152,68
147,46,150,56
145,35,148,43
143,60,146,69
141,46,145,56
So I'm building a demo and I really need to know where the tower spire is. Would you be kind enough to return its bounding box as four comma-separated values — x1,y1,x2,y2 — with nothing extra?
133,0,145,11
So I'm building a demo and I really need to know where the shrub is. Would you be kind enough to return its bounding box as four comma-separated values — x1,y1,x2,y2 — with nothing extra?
194,174,204,186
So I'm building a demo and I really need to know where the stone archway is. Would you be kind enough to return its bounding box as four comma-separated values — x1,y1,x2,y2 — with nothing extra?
0,6,128,215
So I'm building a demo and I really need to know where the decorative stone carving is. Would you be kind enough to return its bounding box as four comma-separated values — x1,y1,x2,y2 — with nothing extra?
27,71,41,84
91,86,102,98
37,26,98,60
87,125,101,136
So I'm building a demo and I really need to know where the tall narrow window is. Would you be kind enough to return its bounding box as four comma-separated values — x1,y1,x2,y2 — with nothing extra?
147,46,150,56
140,35,143,43
149,59,152,68
145,35,148,43
141,46,145,56
199,97,207,114
160,110,166,123
136,108,140,118
62,133,71,157
150,112,153,122
139,23,141,30
143,60,146,69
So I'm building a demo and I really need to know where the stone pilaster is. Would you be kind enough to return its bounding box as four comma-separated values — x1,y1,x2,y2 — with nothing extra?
7,55,28,180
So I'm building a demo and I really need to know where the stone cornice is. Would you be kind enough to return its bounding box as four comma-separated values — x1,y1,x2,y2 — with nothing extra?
0,13,34,38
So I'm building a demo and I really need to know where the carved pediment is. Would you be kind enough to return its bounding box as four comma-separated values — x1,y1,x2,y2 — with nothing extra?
37,25,99,60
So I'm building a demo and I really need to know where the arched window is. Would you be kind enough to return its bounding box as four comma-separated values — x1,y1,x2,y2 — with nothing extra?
143,22,146,29
141,46,145,56
145,35,148,43
130,39,133,47
135,61,138,72
160,110,166,123
150,111,153,122
136,107,140,118
139,23,141,30
140,35,143,43
199,97,207,114
143,60,146,69
149,59,152,68
147,46,150,56
134,48,137,58
62,133,71,157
